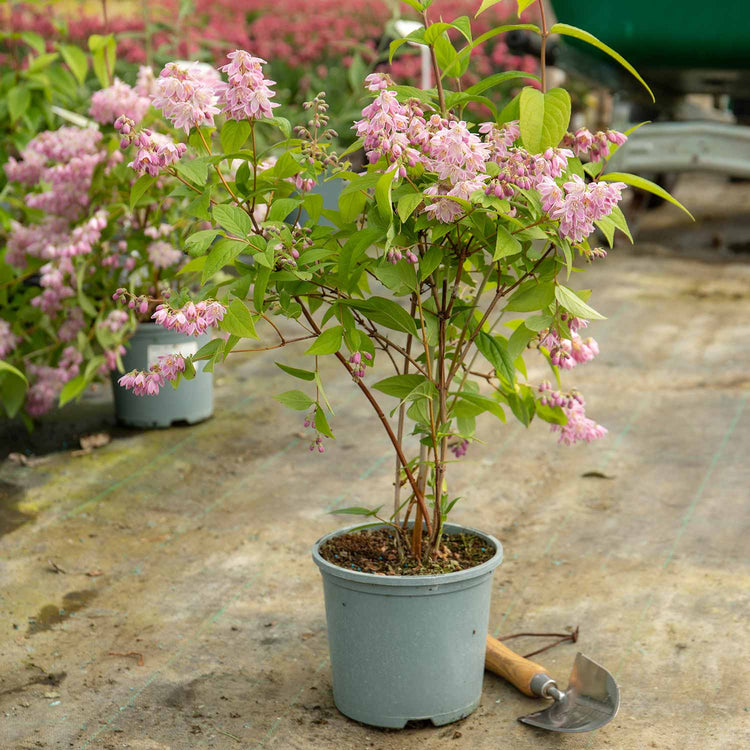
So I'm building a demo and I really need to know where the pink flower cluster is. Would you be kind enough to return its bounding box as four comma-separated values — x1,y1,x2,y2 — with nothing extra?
4,127,106,220
538,381,607,445
118,353,186,396
217,50,279,121
99,309,130,333
116,117,187,176
348,350,373,378
562,128,627,163
147,240,183,269
152,62,221,133
386,248,418,264
25,346,82,417
540,317,600,370
354,77,622,232
449,438,469,458
89,78,151,125
0,319,19,359
538,175,627,244
151,300,227,336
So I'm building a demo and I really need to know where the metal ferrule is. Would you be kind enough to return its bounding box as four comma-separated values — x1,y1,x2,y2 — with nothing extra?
530,673,558,699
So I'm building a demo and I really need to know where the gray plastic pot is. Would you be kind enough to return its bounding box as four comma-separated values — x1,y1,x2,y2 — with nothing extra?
112,323,213,428
312,522,503,728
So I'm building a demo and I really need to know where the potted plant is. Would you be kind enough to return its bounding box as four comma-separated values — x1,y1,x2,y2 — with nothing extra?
0,68,214,429
100,0,689,728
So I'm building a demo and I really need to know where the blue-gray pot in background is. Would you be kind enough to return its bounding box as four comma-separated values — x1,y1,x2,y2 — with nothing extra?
312,522,503,728
112,323,213,428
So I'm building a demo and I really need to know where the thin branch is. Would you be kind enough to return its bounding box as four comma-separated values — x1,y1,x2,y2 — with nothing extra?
295,295,433,537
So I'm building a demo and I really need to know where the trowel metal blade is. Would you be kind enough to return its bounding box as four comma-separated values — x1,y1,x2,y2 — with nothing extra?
518,652,620,733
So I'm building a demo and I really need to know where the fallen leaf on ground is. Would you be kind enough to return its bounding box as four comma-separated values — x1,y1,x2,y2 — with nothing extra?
7,452,50,467
71,433,111,456
86,569,104,577
43,691,60,699
581,471,616,479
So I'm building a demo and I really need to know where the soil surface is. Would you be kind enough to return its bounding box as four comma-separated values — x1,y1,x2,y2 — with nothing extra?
318,528,496,575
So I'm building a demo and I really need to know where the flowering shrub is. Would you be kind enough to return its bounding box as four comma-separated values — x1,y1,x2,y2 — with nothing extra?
0,66,201,425
10,1,689,558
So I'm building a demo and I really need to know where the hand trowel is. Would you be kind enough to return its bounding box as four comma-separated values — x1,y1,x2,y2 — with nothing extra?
485,636,620,732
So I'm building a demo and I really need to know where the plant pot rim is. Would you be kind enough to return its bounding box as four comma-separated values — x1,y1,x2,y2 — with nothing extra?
312,521,503,587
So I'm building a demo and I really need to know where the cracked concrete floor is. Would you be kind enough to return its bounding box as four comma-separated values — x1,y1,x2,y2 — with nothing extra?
1,174,749,750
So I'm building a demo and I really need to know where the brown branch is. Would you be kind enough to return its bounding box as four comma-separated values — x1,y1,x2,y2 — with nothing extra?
295,296,433,537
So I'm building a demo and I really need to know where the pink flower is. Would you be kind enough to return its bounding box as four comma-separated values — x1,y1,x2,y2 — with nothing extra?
147,240,182,269
0,319,19,358
538,382,607,445
89,78,151,125
118,353,187,396
217,50,280,121
151,299,226,336
152,62,221,133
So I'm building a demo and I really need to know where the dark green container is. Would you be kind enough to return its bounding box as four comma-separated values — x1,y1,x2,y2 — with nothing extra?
551,1,747,69
112,323,213,428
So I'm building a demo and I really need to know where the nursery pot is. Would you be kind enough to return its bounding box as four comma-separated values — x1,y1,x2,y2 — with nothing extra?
312,522,503,728
111,323,213,428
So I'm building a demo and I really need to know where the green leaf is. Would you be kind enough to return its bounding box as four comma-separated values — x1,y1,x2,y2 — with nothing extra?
303,193,324,224
476,332,515,384
276,362,316,381
129,174,156,211
608,204,633,243
221,299,260,339
0,368,28,418
397,193,423,223
338,227,381,291
372,373,428,399
185,229,219,256
507,322,536,360
555,285,606,320
58,44,88,85
494,224,522,260
220,120,251,153
600,172,694,220
201,238,247,283
505,281,556,312
193,339,224,362
330,506,381,517
175,156,209,186
348,297,419,337
305,325,343,356
519,87,571,154
594,216,615,248
186,189,211,221
550,23,654,102
338,188,367,224
454,391,506,422
0,360,28,385
59,375,87,407
420,245,443,280
213,203,253,238
464,70,539,96
314,406,335,438
177,256,206,275
274,390,314,410
253,265,271,313
88,33,115,88
20,31,46,53
517,0,536,14
266,116,291,138
475,0,504,16
267,197,301,222
536,402,568,425
376,169,397,222
7,86,31,124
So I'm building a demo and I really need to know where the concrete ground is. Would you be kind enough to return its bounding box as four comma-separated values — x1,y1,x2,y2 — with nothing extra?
1,174,749,750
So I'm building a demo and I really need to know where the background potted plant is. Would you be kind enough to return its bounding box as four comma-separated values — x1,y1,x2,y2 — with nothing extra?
0,63,215,429
88,0,690,729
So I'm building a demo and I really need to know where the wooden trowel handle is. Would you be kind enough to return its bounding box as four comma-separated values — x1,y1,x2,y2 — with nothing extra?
485,635,553,697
